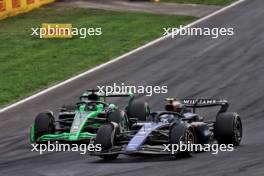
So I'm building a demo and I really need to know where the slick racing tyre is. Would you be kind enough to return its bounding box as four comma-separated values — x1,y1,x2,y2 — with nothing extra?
215,112,242,146
108,111,124,124
169,122,195,158
127,101,149,121
108,110,128,132
34,112,55,143
95,124,119,160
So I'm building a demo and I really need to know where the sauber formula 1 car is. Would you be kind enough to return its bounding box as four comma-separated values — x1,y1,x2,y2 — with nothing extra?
30,89,150,144
92,98,242,160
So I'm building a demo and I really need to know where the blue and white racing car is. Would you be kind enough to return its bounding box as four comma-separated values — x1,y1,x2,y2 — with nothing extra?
92,98,242,160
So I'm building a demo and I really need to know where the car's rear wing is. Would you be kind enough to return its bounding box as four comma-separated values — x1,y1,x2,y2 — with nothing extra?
99,93,134,98
179,99,229,113
85,89,133,97
81,89,134,103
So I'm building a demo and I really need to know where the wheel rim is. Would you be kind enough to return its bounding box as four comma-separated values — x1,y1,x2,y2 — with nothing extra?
234,120,242,142
179,130,195,144
186,130,195,145
178,129,194,153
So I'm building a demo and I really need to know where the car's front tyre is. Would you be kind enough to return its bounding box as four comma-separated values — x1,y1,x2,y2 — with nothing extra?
95,124,119,160
169,122,195,158
33,112,55,143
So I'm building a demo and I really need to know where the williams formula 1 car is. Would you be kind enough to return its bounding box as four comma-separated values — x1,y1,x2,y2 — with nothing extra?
30,89,150,143
92,98,242,160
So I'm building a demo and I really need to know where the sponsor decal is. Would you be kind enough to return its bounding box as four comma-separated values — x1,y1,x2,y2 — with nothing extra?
27,0,35,4
0,0,6,11
12,0,21,8
182,99,226,105
183,99,216,104
41,23,72,38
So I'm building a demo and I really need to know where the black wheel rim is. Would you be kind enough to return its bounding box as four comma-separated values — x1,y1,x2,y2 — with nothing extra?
186,130,195,145
234,120,242,142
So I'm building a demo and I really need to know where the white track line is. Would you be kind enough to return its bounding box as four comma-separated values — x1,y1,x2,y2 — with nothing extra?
0,0,246,114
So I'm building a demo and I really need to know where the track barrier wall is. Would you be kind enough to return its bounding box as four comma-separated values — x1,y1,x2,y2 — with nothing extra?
0,0,54,20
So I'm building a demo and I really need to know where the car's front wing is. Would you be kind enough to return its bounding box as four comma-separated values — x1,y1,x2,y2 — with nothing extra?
38,132,96,142
91,144,172,156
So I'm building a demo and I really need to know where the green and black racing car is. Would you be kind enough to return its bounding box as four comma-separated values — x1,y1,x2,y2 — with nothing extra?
30,89,149,144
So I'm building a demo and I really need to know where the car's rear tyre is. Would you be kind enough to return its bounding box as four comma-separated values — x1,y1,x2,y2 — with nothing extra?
169,122,195,157
34,112,55,143
108,111,123,123
95,124,119,160
127,101,149,121
215,112,242,146
108,110,127,133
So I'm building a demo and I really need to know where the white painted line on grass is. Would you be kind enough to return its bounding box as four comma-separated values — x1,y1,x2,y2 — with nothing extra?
0,0,246,114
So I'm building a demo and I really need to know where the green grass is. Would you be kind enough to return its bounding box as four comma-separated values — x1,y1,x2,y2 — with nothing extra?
161,0,237,5
0,6,196,107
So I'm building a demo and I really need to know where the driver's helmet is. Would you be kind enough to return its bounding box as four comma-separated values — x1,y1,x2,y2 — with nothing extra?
160,114,175,123
87,93,99,101
81,91,102,102
165,98,184,113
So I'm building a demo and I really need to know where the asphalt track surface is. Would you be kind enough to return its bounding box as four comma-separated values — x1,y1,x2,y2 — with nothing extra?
60,0,221,17
0,0,264,175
